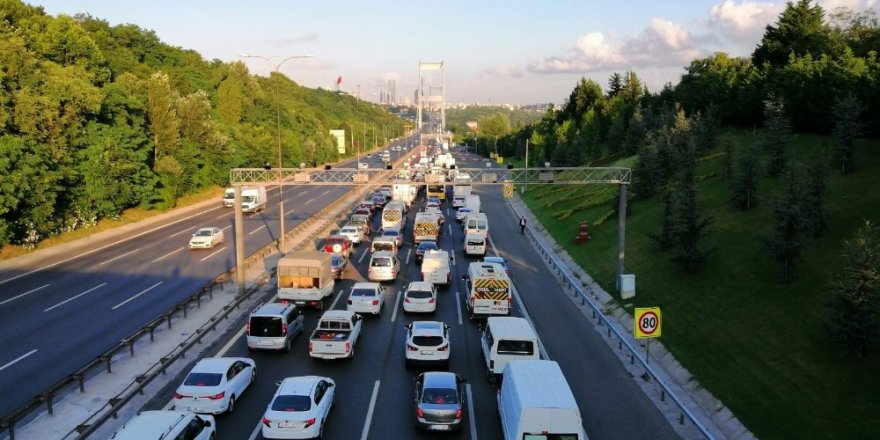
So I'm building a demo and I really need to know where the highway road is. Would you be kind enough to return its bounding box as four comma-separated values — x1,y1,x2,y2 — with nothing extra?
141,149,680,439
0,134,418,419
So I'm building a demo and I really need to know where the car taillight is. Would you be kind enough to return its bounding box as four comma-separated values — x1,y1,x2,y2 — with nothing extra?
455,409,463,419
416,408,424,418
407,344,418,352
245,322,250,336
372,300,379,305
508,297,512,304
428,298,435,304
304,417,316,428
262,417,272,427
281,323,287,335
173,392,185,399
404,297,411,303
438,344,448,352
420,272,424,280
345,341,351,352
207,391,225,400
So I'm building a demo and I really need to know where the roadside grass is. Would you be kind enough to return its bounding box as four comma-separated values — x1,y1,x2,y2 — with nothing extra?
0,186,224,261
521,129,880,439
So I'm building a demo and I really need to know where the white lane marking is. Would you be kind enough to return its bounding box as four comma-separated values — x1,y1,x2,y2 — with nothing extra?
0,207,224,286
98,248,140,266
45,283,107,312
169,228,190,238
405,249,412,265
151,247,184,263
321,190,330,196
329,289,345,310
455,290,463,325
390,290,402,322
466,383,478,440
0,283,50,306
247,420,262,440
216,210,234,218
200,247,226,262
360,380,381,440
357,248,368,264
249,225,266,236
305,198,315,205
111,282,164,310
0,349,38,372
285,207,297,216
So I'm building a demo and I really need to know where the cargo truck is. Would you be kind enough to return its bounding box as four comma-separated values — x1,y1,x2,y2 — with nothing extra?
277,251,335,309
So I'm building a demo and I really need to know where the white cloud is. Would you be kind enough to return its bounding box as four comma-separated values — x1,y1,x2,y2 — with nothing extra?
485,65,524,78
707,1,783,46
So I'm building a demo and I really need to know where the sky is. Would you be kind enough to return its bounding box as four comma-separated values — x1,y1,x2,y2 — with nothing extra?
31,0,877,105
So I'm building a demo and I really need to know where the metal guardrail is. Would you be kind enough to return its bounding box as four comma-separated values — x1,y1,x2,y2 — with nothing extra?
510,204,717,440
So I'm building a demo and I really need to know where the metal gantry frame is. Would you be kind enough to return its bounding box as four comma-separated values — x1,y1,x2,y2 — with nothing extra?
229,166,631,294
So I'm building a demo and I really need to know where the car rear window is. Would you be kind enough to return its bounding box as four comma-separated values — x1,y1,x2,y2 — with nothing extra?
406,290,433,299
497,340,535,355
183,372,222,386
271,395,312,412
467,238,485,246
371,257,392,267
250,316,283,337
413,335,444,347
351,288,376,297
422,388,458,404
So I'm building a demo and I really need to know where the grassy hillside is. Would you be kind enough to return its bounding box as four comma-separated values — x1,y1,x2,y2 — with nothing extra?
520,129,880,439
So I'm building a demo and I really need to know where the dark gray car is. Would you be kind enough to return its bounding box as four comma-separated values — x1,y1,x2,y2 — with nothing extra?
414,372,464,431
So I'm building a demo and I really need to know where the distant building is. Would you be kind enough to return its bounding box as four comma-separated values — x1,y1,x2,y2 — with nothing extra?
387,80,396,105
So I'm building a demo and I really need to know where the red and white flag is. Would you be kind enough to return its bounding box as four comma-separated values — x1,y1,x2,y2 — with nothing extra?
336,76,343,85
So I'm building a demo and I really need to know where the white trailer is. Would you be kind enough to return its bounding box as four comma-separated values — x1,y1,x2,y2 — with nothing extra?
498,360,588,440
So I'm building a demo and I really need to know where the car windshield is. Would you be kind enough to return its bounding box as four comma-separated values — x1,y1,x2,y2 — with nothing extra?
351,288,376,297
195,229,213,237
271,395,312,412
183,372,222,387
407,290,433,299
383,230,400,237
422,388,458,404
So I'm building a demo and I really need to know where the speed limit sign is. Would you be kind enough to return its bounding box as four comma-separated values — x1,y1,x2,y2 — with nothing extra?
634,307,661,338
503,180,514,198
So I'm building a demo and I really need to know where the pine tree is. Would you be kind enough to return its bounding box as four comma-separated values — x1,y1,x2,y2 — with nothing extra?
608,72,623,97
831,92,863,174
720,139,734,181
762,96,791,177
730,143,760,210
826,220,880,358
800,161,828,237
752,0,833,67
671,151,714,273
648,184,677,250
760,171,803,283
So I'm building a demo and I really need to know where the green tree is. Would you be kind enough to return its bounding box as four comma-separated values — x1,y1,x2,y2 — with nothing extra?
671,160,713,273
621,104,647,156
730,142,760,210
607,72,623,97
752,0,835,67
826,220,880,358
762,95,791,177
145,71,180,165
648,184,678,250
800,161,828,237
620,70,645,102
676,52,763,126
831,92,863,174
761,171,804,283
562,78,604,122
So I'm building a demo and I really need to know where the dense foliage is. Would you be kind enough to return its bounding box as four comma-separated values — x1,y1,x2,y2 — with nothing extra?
0,0,404,248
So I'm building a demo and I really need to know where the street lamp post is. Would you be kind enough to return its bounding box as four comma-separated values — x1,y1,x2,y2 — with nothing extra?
239,53,314,254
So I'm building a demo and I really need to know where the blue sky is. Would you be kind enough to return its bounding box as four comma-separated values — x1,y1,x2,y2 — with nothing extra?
32,0,876,105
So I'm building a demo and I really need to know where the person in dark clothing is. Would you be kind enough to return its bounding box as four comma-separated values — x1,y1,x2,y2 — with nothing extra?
519,216,526,235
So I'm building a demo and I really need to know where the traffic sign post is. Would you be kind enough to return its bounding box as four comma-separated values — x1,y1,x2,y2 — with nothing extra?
634,307,661,365
503,180,514,198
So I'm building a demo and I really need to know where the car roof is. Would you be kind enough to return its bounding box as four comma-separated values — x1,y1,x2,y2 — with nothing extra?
278,376,326,395
372,251,395,258
251,302,294,316
483,256,506,265
111,411,195,438
421,371,458,388
411,321,445,336
352,282,381,290
192,357,247,373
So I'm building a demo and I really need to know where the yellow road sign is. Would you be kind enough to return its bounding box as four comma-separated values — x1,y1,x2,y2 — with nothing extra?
503,181,514,198
634,307,661,338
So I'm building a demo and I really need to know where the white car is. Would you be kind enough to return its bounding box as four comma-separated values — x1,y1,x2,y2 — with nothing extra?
455,207,473,222
347,282,384,315
358,162,369,169
403,281,437,313
189,227,224,249
339,224,365,244
405,321,450,368
380,227,403,247
262,376,335,440
173,357,255,414
368,251,400,282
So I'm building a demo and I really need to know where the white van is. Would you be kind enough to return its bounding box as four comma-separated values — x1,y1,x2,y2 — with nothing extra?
497,360,588,440
481,317,540,382
464,212,489,238
464,233,487,257
108,411,215,440
382,202,406,230
421,249,451,286
371,237,398,255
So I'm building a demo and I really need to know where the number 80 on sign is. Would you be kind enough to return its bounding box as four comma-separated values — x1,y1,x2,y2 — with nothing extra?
634,307,661,338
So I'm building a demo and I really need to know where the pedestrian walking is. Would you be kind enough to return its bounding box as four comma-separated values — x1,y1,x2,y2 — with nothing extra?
519,216,526,235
